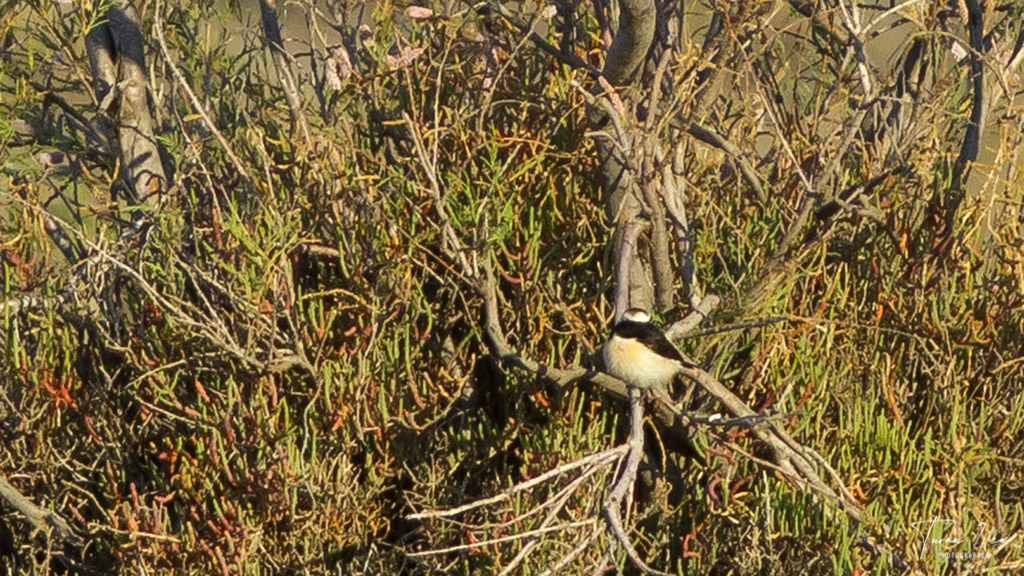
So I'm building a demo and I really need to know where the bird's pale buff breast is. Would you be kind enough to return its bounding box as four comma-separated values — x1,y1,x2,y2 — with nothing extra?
603,334,683,389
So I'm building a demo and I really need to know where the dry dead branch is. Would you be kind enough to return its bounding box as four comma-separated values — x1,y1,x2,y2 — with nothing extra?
0,474,83,571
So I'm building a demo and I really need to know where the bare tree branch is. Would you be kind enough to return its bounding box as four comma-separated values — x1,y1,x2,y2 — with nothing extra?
489,1,601,76
613,220,645,322
601,387,671,576
588,0,658,314
787,0,849,47
663,295,721,342
108,1,168,207
0,474,83,549
679,119,767,204
639,146,675,312
85,20,117,109
677,365,862,521
952,0,987,190
153,0,255,196
259,0,314,151
408,446,627,521
603,0,656,86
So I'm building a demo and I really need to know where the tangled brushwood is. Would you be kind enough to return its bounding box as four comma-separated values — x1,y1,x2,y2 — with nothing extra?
1,1,1023,575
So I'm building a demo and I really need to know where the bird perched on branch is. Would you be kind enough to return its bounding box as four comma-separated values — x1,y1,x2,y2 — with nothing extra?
603,308,697,390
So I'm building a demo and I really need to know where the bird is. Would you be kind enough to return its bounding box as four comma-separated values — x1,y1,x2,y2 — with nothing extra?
603,308,697,390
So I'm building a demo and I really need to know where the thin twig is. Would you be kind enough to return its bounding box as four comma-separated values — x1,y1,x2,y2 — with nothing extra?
536,524,604,576
489,1,602,77
403,111,473,276
496,464,607,575
682,411,792,429
405,520,596,558
678,118,767,204
153,0,255,193
408,446,627,520
675,314,789,340
259,0,313,150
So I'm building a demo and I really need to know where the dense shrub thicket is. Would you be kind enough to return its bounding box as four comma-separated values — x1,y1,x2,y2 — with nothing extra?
1,1,1022,574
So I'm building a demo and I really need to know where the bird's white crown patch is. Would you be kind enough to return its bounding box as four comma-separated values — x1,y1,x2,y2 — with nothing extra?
620,308,651,324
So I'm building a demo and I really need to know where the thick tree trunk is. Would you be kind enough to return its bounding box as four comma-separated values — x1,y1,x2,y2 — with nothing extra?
593,0,658,314
105,1,168,208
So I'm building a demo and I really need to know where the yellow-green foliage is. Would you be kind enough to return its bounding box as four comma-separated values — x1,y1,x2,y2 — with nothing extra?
1,2,1023,575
